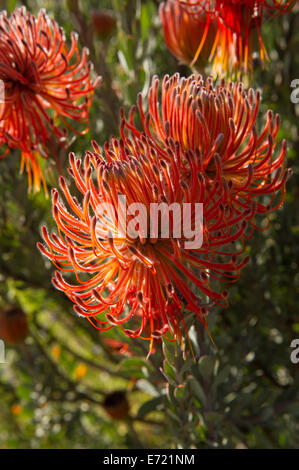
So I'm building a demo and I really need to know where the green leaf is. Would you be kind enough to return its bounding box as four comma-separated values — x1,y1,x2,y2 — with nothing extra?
187,376,206,406
160,361,177,386
180,358,196,378
16,385,31,400
136,379,159,397
197,356,216,381
117,32,135,72
164,358,177,381
140,2,155,42
166,383,177,406
120,357,151,370
119,357,151,378
174,385,188,401
162,339,177,366
213,364,231,388
137,396,164,419
8,0,17,10
165,408,181,424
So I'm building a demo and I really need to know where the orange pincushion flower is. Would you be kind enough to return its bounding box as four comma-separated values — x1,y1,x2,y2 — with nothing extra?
159,0,218,68
0,7,101,192
37,135,250,352
0,307,29,345
103,391,130,420
91,10,116,40
121,73,291,234
162,0,295,77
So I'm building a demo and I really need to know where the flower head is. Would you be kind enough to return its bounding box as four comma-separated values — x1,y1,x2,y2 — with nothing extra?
0,306,29,345
38,135,250,352
161,0,295,77
91,10,116,40
103,391,130,420
159,0,218,68
121,73,291,232
0,7,101,192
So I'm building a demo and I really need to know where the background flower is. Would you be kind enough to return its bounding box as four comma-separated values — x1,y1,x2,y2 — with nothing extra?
162,0,296,77
0,306,28,345
0,7,101,192
159,0,218,69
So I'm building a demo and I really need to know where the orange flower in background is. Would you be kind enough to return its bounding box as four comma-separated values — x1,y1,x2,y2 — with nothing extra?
0,7,101,192
122,73,291,234
0,306,29,345
103,338,133,356
103,391,130,420
74,363,88,380
38,134,250,352
11,404,22,416
161,0,296,77
51,343,61,360
159,0,218,69
91,10,116,40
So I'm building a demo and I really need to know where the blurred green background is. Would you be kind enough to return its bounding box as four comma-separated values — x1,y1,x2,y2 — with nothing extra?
0,0,298,449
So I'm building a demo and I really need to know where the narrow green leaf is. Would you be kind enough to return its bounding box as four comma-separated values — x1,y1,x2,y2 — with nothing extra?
137,396,164,419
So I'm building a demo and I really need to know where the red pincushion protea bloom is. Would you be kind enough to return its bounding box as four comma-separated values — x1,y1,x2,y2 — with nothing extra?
121,73,291,233
0,306,29,345
0,7,101,192
164,0,295,77
103,391,130,420
91,10,116,40
37,136,250,352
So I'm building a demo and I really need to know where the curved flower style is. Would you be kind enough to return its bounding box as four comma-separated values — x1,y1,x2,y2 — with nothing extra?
161,0,295,77
38,137,250,351
121,74,291,233
0,7,101,192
